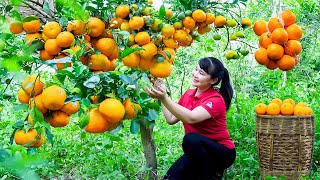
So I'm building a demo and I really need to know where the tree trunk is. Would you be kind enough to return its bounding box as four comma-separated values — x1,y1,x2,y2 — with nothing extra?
139,119,158,180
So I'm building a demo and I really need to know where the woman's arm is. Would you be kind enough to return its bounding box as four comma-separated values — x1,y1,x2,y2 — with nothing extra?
161,103,179,125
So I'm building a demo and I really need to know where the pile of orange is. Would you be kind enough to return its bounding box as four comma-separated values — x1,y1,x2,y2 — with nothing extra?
84,97,141,133
255,98,313,116
253,10,303,71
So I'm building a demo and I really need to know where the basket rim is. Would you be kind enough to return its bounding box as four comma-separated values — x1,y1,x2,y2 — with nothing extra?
256,115,315,119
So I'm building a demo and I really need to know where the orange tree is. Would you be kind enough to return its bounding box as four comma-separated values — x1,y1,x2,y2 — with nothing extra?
1,0,252,178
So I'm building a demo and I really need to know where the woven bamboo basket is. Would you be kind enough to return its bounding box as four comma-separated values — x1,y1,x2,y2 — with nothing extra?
256,115,315,179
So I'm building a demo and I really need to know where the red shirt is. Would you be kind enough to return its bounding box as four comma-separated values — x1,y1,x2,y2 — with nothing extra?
178,87,235,149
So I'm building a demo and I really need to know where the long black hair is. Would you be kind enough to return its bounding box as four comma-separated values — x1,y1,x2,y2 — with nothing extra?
199,57,234,110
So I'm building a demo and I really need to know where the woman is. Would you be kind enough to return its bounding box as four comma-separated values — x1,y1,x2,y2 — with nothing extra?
145,57,236,180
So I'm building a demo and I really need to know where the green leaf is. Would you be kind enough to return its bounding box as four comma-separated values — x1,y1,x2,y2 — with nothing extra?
83,75,100,88
120,74,133,85
119,46,143,59
130,119,140,134
79,113,89,129
1,58,20,71
109,123,124,134
159,5,166,19
45,128,54,145
13,104,28,111
155,54,165,63
145,109,158,121
22,16,39,22
59,16,68,28
43,2,51,14
12,120,24,129
27,148,37,155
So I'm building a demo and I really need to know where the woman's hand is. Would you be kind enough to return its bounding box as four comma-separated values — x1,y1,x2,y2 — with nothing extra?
145,79,167,100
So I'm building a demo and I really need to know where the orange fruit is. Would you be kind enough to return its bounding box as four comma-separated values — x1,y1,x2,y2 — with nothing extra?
173,21,183,30
281,10,296,27
129,16,144,30
135,32,151,46
127,34,135,46
140,42,157,59
44,39,62,56
88,54,110,71
267,43,284,60
25,33,41,46
163,47,176,63
265,60,278,70
150,59,172,78
192,9,206,22
271,98,282,107
205,13,215,24
303,107,313,115
40,49,54,60
96,38,117,57
49,111,70,127
259,33,273,49
22,75,44,96
241,17,252,27
214,16,226,27
266,103,280,115
284,40,302,56
29,94,48,114
183,17,196,29
86,17,105,37
22,19,40,33
9,21,23,34
66,20,85,35
138,56,153,70
17,88,30,104
108,59,117,71
173,29,187,43
163,38,178,49
271,28,288,45
151,18,163,31
276,55,296,71
253,20,267,36
280,103,294,115
255,103,267,115
99,98,125,123
56,31,75,48
267,17,283,33
43,21,61,39
109,17,124,29
108,46,119,60
116,5,130,19
286,24,302,40
283,98,295,106
122,51,141,68
42,85,67,110
42,33,49,41
254,48,270,65
120,21,131,32
123,98,142,119
296,102,307,107
14,128,44,148
161,24,175,38
85,108,111,133
293,106,305,116
61,101,80,115
165,8,173,19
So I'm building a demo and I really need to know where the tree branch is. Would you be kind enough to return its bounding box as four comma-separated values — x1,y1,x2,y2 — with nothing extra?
21,1,54,21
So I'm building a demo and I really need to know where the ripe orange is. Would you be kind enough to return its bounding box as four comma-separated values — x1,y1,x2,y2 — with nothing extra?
42,85,67,110
116,5,130,19
205,13,215,24
303,107,313,115
267,43,284,60
29,94,48,114
271,98,282,107
88,54,110,71
173,29,188,43
40,49,54,60
265,60,278,70
129,16,144,30
283,98,295,106
163,38,178,49
22,19,40,33
267,17,283,33
135,32,151,46
286,24,303,40
109,17,124,29
296,102,307,107
266,103,280,115
241,17,252,27
123,98,141,119
108,59,117,71
56,31,75,48
151,18,163,31
48,111,70,127
165,8,173,19
14,128,44,148
9,21,23,34
214,16,226,27
22,75,44,96
122,51,141,68
96,38,117,57
293,106,305,116
140,42,157,59
280,103,294,115
43,21,62,39
183,17,196,29
127,34,135,46
259,33,273,49
84,108,111,133
61,101,80,115
271,28,288,45
150,59,172,78
138,56,153,70
120,21,131,32
284,40,302,56
253,20,267,36
44,39,62,56
277,55,296,71
25,33,41,46
254,48,269,65
161,24,175,38
17,88,30,104
99,98,125,123
281,10,296,27
66,20,85,35
86,17,105,37
255,103,267,115
192,9,206,22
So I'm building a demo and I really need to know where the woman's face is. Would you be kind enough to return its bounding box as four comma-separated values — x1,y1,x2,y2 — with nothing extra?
191,65,216,89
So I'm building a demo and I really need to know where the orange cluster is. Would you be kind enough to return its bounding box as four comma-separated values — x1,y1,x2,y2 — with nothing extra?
253,10,303,71
17,75,79,128
255,98,313,116
84,97,141,133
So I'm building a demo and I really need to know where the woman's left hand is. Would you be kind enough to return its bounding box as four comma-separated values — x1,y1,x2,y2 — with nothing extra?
145,79,167,100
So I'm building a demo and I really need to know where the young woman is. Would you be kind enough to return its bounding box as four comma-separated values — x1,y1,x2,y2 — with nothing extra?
145,57,236,180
